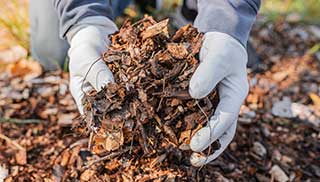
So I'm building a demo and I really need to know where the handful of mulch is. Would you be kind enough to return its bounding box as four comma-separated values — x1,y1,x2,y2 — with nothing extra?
73,16,219,180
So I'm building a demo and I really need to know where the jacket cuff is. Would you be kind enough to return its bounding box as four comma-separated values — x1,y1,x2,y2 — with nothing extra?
194,0,260,47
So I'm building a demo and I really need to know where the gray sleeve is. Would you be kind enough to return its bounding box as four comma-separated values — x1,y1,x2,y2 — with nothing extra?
52,0,114,38
194,0,261,47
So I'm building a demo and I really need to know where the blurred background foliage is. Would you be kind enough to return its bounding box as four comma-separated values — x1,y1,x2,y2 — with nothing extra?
261,0,320,23
0,0,29,50
0,0,319,50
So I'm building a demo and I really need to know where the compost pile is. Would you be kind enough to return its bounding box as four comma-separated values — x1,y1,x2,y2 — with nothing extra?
72,16,219,180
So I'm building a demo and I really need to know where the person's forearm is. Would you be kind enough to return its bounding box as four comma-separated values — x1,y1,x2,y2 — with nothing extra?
194,0,261,47
51,0,115,39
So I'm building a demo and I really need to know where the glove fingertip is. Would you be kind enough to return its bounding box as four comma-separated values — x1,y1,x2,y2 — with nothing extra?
189,127,211,152
189,79,209,99
96,77,114,91
70,77,92,115
90,61,115,91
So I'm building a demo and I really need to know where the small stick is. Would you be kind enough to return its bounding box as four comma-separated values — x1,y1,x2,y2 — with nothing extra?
83,147,129,170
156,78,166,112
0,117,42,124
196,101,213,170
137,120,150,154
129,133,135,155
88,132,93,150
129,127,138,155
196,101,209,123
156,97,164,112
81,57,101,96
0,133,25,151
69,138,89,149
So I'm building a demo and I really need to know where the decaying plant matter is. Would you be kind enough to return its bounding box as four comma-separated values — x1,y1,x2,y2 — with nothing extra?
73,16,219,178
1,16,320,182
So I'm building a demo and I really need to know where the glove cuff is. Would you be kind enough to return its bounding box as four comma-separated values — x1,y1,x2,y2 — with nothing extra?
202,32,248,65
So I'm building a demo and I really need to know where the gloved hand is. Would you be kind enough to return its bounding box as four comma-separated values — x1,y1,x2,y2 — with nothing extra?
67,17,118,114
189,32,249,167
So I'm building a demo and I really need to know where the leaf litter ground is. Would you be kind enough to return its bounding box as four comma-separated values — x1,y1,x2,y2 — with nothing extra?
0,16,320,181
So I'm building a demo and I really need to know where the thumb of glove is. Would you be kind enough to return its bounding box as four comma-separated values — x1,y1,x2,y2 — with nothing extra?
68,25,114,91
189,32,234,99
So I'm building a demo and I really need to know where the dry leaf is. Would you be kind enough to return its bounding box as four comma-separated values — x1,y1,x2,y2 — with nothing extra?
167,43,188,59
178,130,191,144
60,150,71,166
94,129,124,152
6,59,42,80
309,93,320,108
15,149,27,165
150,154,167,168
163,125,178,145
80,169,95,182
104,160,120,171
104,131,124,151
142,19,169,40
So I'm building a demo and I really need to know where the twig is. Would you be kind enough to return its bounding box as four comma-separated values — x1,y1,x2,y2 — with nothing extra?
156,97,164,112
88,132,93,150
156,78,166,112
69,138,89,149
129,132,135,155
81,56,101,96
53,138,89,165
129,126,138,155
0,117,43,124
137,119,150,154
83,147,129,170
196,101,209,123
0,133,25,151
196,101,213,170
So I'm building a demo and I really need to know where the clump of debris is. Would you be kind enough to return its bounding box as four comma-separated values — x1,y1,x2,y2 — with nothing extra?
72,16,219,180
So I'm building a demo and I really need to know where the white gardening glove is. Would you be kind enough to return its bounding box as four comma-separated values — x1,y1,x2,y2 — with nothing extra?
68,17,118,114
189,32,249,167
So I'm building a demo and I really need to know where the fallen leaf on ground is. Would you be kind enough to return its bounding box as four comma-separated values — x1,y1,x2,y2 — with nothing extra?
6,59,42,80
